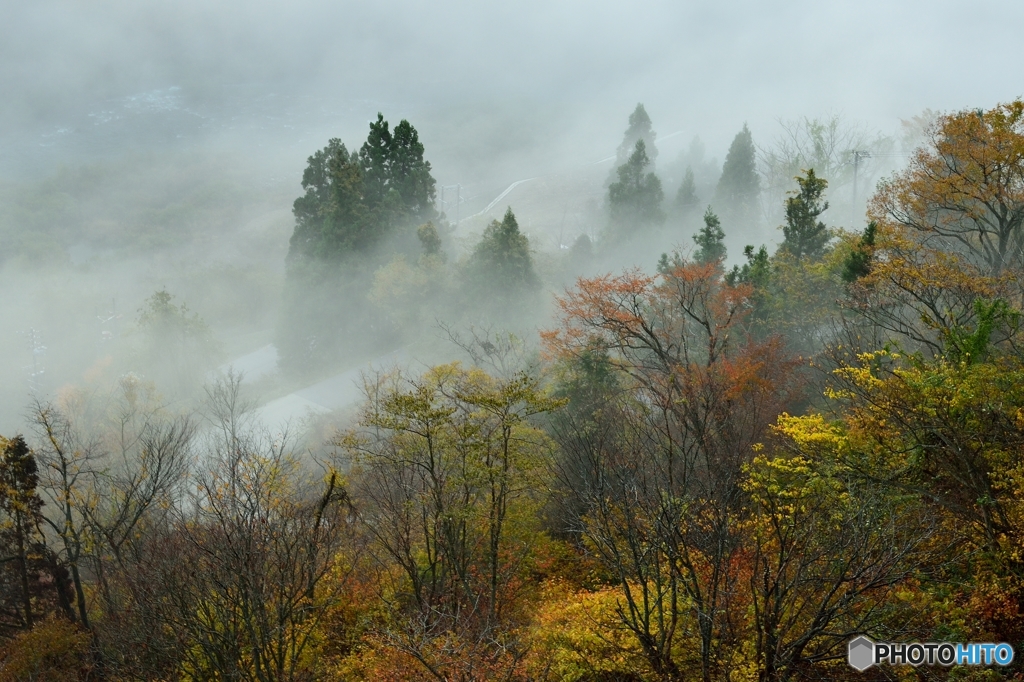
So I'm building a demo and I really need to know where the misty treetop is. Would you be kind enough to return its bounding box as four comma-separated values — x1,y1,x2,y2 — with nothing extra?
616,103,659,168
359,115,437,223
693,206,727,264
465,206,540,302
781,168,831,260
280,114,437,369
714,123,760,225
287,114,436,265
675,166,699,212
608,139,665,233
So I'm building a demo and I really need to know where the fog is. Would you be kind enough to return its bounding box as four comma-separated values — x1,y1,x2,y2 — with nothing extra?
1,0,1021,433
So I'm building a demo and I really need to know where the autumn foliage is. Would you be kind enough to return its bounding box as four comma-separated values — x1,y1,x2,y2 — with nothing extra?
6,100,1024,681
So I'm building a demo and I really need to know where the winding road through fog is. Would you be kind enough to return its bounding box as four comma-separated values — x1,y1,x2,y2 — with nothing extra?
218,344,411,431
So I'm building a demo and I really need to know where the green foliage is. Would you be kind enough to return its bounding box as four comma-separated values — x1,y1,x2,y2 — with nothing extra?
287,114,436,266
942,298,1020,364
615,103,658,168
714,123,760,224
552,342,618,418
280,114,437,369
360,115,437,225
289,139,373,260
725,244,770,289
465,207,540,303
0,435,48,636
134,289,219,395
416,221,443,258
840,220,877,282
656,250,685,275
693,206,726,264
781,168,831,260
608,139,665,230
137,289,212,344
675,166,699,212
341,363,563,680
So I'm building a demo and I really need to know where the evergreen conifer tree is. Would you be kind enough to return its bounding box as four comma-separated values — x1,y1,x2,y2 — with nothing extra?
280,115,437,369
714,124,760,225
693,207,726,264
841,221,877,282
466,207,539,300
675,166,699,212
0,435,45,630
609,140,665,231
616,103,658,168
287,114,436,267
781,168,830,260
726,244,771,288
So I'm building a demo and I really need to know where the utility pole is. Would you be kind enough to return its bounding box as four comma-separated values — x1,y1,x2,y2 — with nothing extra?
439,184,464,229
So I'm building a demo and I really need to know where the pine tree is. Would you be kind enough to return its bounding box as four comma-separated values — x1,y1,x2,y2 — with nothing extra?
841,221,877,282
726,244,770,288
360,114,436,224
466,207,539,299
0,435,44,630
781,168,830,260
714,124,760,225
675,166,699,212
617,104,658,166
287,114,436,265
693,207,726,264
609,140,665,230
288,139,372,261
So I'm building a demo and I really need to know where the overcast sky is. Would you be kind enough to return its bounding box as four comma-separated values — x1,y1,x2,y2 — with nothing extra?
3,0,1022,177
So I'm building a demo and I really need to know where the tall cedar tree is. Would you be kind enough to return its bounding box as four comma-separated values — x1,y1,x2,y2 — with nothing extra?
288,114,436,264
609,140,665,230
841,221,877,282
675,166,700,212
360,115,437,225
466,207,539,299
714,124,760,225
781,168,830,260
693,206,726,264
616,103,658,168
726,244,770,288
0,436,44,634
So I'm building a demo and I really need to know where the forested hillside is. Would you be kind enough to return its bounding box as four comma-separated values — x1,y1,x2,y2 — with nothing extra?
3,99,1024,681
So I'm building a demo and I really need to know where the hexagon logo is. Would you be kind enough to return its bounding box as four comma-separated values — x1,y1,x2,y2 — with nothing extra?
848,636,875,671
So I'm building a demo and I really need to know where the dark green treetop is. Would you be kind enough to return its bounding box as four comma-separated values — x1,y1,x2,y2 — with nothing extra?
841,221,877,282
287,114,436,264
360,114,436,222
726,244,771,288
675,166,700,212
616,103,658,167
782,168,831,260
0,436,41,519
466,207,539,297
714,124,760,223
693,207,727,264
609,139,665,228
